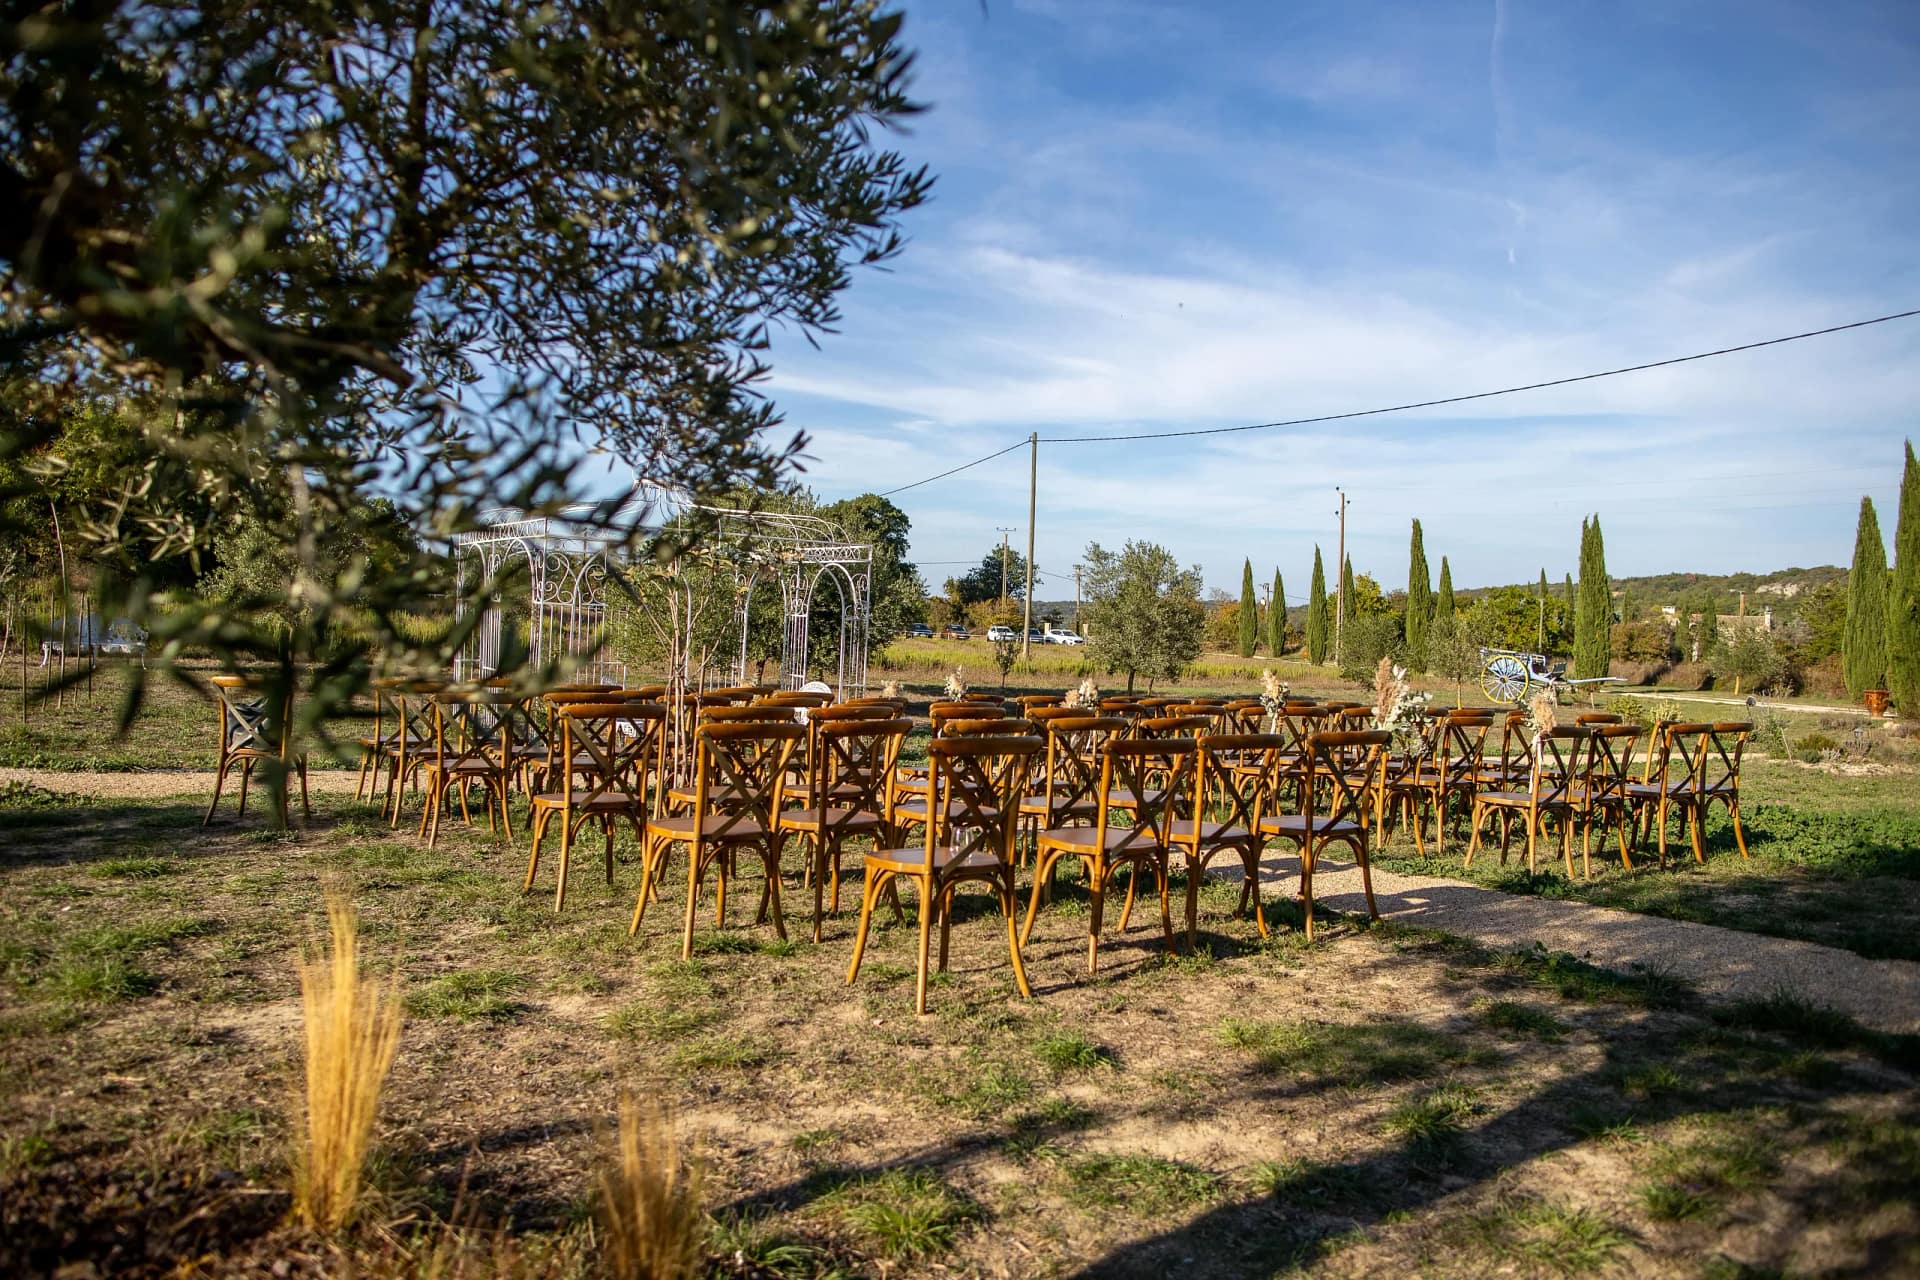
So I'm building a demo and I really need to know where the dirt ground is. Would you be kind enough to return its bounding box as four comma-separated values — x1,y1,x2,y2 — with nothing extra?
3,786,1917,1278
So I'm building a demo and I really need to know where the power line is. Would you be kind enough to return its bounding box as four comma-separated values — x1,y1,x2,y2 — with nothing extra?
1037,309,1920,444
868,308,1918,496
879,438,1028,497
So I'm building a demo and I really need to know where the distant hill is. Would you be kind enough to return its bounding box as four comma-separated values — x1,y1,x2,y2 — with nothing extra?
1454,566,1846,623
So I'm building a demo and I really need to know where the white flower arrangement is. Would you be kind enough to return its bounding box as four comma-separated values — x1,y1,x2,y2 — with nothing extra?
1063,676,1100,710
1374,657,1433,756
881,680,900,700
943,667,967,701
1257,668,1289,732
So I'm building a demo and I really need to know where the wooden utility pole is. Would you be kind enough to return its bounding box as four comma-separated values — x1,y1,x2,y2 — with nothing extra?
1333,487,1348,666
1021,432,1037,662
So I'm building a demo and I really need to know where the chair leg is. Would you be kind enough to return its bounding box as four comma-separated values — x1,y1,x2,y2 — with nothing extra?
1117,861,1139,930
1689,806,1707,865
1355,838,1379,921
603,818,615,886
681,845,705,961
497,780,514,842
1728,799,1750,858
1085,862,1106,975
761,841,788,942
1001,878,1033,999
936,884,953,973
629,834,664,934
1020,850,1060,947
1184,857,1203,953
524,808,551,893
1241,847,1269,939
297,762,310,819
846,866,884,983
203,758,231,826
555,813,575,912
914,871,935,1015
1464,804,1483,866
354,752,372,802
1300,840,1317,942
237,762,252,820
1156,857,1174,950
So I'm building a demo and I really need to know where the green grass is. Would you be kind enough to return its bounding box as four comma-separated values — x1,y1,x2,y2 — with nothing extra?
90,854,178,879
1216,1015,1481,1081
1382,1085,1483,1148
602,1003,714,1041
1031,1031,1115,1073
670,1034,775,1071
819,1167,978,1262
405,969,529,1021
1499,1201,1633,1274
1498,944,1695,1009
1060,1152,1220,1213
1476,999,1567,1040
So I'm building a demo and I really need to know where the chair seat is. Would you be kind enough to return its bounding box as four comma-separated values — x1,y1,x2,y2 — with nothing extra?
647,812,772,841
667,784,745,808
1035,825,1167,855
1167,818,1256,847
1258,814,1364,838
532,788,645,813
1018,794,1096,820
1474,790,1571,809
1104,787,1166,809
422,759,499,778
777,806,884,834
865,844,1007,876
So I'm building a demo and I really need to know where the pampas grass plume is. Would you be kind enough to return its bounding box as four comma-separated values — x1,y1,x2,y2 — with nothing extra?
598,1092,705,1280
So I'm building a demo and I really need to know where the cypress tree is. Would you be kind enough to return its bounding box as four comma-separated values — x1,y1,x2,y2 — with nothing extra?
1306,548,1329,664
1269,569,1285,655
1574,515,1611,679
1843,496,1889,698
1888,442,1920,712
1436,557,1455,620
1562,572,1575,614
1406,519,1432,671
1340,555,1356,661
1237,559,1258,658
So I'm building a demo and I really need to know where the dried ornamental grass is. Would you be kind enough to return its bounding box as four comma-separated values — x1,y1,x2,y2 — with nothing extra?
598,1092,706,1280
293,893,403,1234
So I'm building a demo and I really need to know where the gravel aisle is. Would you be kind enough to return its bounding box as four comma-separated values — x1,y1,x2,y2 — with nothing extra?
0,766,363,801
1288,855,1920,1035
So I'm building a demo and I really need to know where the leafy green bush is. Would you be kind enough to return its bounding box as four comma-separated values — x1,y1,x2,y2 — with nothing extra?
1338,613,1404,682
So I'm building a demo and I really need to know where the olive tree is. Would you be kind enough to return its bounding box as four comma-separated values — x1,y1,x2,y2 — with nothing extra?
2,1,929,772
1081,540,1205,693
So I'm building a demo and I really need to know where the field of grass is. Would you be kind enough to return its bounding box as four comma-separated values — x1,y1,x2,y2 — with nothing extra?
2,787,1917,1275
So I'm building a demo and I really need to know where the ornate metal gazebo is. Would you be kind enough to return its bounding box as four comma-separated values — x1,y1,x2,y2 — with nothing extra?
453,491,873,697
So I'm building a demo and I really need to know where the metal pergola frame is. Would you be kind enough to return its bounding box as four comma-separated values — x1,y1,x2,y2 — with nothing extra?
454,491,872,698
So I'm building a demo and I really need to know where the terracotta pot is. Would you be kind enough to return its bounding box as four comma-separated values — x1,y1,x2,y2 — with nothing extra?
1864,688,1890,716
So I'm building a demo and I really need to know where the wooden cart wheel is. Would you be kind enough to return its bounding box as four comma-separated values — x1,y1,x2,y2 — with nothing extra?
1480,655,1530,704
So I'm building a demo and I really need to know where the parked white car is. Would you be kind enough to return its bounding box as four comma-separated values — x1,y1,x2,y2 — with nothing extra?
986,624,1016,642
1043,628,1085,645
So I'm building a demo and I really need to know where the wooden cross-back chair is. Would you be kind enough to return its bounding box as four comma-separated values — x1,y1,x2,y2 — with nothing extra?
761,690,832,708
632,721,805,958
205,674,310,826
1638,722,1752,867
1256,728,1388,941
1170,733,1289,951
1477,709,1531,790
1017,693,1065,712
1017,715,1130,842
379,679,445,826
354,679,399,803
1025,737,1194,973
1576,724,1643,875
1467,725,1590,875
417,689,519,848
960,691,1007,705
524,701,665,910
1401,711,1495,858
776,716,911,940
847,734,1041,1015
1574,711,1623,726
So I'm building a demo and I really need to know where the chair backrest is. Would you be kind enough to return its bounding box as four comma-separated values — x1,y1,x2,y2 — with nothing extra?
946,718,1020,737
556,702,667,811
960,691,1007,705
622,684,668,701
1575,711,1623,726
1017,694,1065,710
932,703,1008,734
1041,715,1131,818
209,674,292,758
1137,714,1212,740
1176,734,1289,854
1094,737,1198,854
1664,722,1750,796
691,722,806,838
1583,724,1642,801
925,735,1042,863
811,717,911,821
1300,729,1391,828
429,689,514,773
699,704,800,724
1528,726,1589,805
1432,712,1495,781
706,686,762,701
1275,705,1338,753
762,691,833,708
811,704,894,725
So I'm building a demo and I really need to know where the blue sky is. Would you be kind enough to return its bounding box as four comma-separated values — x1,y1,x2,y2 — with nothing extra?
752,0,1919,603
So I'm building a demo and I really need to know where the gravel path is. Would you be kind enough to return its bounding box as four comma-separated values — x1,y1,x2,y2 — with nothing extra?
1288,855,1920,1035
0,766,363,801
8,767,1918,1034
